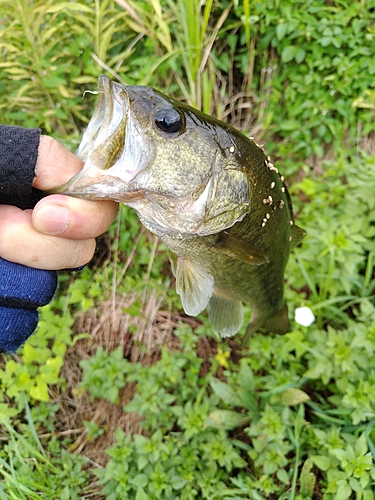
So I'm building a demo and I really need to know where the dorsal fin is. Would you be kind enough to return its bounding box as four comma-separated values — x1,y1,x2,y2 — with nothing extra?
214,231,269,265
169,252,214,316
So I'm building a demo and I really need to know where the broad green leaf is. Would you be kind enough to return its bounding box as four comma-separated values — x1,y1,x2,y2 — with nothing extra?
210,378,242,407
0,403,19,423
300,459,316,497
171,476,187,490
238,360,255,389
30,381,49,402
237,388,258,413
276,23,288,41
363,490,375,500
135,487,148,500
295,48,306,63
281,46,296,63
336,483,352,500
320,36,333,47
276,468,289,484
281,388,310,406
310,455,332,471
206,410,250,430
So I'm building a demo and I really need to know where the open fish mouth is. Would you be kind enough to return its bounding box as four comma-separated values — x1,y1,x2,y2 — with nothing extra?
75,75,121,163
49,75,132,199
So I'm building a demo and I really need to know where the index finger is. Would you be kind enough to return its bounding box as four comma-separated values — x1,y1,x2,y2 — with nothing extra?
32,135,84,191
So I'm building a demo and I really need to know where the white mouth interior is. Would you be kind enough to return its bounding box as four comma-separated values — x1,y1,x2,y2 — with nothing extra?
76,77,126,164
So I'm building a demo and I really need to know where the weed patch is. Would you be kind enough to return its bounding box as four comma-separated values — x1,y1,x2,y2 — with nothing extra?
1,0,375,498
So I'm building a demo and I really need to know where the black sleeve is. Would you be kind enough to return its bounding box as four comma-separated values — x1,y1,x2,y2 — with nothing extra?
0,126,46,209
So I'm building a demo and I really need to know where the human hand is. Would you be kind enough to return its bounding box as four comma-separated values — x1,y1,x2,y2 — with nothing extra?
0,135,119,270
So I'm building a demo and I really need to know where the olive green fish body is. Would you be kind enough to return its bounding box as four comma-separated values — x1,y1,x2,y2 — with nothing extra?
54,76,304,340
152,134,297,337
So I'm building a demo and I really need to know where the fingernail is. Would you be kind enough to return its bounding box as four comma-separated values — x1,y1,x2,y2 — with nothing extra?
34,204,70,235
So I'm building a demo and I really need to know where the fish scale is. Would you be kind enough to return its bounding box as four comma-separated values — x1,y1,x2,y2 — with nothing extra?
50,75,305,342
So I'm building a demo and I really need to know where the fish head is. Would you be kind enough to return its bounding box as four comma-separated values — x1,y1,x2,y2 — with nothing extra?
55,75,250,236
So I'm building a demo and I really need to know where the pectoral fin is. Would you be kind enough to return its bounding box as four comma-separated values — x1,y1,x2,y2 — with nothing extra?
209,294,244,337
214,231,269,265
169,252,214,316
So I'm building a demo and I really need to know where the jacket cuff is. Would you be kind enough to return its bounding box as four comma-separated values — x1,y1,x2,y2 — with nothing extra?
0,126,46,209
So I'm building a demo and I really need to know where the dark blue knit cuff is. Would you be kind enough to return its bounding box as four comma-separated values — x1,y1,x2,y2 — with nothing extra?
0,258,57,352
0,307,39,352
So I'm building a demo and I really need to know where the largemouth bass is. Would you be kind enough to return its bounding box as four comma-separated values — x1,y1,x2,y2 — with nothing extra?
53,75,304,342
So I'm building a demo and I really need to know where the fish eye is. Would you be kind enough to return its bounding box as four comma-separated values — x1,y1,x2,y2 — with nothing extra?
154,106,184,134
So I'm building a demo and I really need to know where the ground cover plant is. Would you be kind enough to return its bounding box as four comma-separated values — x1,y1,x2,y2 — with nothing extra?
1,0,375,498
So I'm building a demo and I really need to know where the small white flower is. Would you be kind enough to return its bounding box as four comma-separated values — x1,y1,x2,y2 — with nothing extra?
295,306,315,327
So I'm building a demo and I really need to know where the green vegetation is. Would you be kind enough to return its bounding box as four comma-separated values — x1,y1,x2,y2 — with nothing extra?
1,0,375,498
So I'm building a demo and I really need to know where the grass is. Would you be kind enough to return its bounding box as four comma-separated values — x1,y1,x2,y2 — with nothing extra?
1,0,375,498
